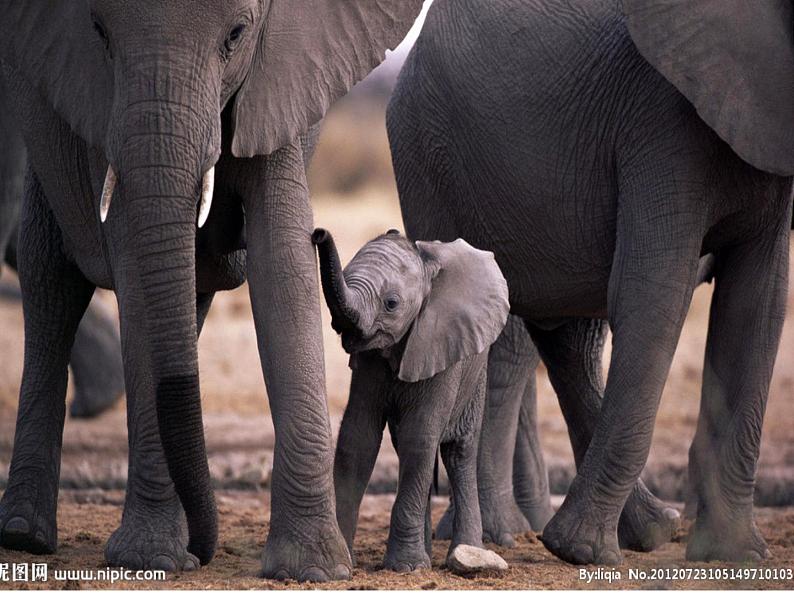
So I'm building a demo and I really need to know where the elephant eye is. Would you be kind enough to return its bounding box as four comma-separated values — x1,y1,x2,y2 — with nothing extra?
224,24,247,53
384,297,400,313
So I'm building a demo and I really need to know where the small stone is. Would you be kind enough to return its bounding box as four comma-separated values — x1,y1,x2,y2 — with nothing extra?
446,545,508,575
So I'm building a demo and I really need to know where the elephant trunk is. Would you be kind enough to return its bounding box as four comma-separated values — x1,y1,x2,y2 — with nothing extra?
312,228,360,334
117,135,217,565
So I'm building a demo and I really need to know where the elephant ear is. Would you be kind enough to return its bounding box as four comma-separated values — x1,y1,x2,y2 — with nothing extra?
398,239,510,383
622,0,794,175
0,1,112,148
231,0,424,157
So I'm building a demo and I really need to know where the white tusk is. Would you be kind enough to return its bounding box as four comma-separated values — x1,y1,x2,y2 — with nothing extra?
99,166,117,223
197,167,214,228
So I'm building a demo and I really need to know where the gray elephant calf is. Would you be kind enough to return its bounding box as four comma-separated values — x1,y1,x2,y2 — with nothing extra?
313,228,509,573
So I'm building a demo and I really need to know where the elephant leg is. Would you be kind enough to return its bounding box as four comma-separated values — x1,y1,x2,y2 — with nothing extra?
686,216,789,562
529,318,679,552
511,347,554,532
1,223,124,419
333,353,388,561
440,435,482,553
437,316,534,545
384,372,460,572
106,292,214,572
68,296,125,418
539,193,703,566
0,170,94,555
384,430,437,572
238,145,349,582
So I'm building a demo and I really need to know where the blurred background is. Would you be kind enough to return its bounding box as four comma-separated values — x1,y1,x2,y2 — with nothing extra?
0,1,792,506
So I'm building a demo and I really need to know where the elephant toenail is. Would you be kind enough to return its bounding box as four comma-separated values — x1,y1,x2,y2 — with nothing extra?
118,552,144,570
332,564,351,580
500,534,516,548
183,555,200,571
764,549,772,559
150,555,177,572
270,568,290,581
393,562,412,573
745,550,762,562
663,508,680,521
4,517,30,535
298,566,329,582
570,544,594,564
600,550,622,566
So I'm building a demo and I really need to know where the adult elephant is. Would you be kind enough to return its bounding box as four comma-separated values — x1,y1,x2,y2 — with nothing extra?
0,82,123,418
0,0,422,580
387,0,793,565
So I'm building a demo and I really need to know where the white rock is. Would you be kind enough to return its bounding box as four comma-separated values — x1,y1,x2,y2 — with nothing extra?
447,544,508,575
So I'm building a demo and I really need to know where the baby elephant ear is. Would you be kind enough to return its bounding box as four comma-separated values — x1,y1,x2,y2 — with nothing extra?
398,239,510,383
623,0,794,175
231,0,424,157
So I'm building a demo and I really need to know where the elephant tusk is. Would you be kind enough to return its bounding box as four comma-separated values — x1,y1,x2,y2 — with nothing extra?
197,167,215,228
99,166,117,223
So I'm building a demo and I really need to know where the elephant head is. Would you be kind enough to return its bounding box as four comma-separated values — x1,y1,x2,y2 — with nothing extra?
622,0,794,176
0,0,422,565
313,228,510,382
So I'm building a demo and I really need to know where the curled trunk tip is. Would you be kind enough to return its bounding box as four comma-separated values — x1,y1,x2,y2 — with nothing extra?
312,227,359,334
311,228,329,245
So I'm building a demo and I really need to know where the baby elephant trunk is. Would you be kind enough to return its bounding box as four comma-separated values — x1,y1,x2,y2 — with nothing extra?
312,228,360,334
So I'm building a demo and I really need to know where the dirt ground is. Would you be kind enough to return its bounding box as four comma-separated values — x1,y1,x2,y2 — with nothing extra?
0,490,792,590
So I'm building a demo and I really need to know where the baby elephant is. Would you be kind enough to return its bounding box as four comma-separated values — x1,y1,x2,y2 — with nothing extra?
313,228,510,574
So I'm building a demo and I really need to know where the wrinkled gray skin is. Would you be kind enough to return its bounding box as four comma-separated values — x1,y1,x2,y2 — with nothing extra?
436,315,679,552
441,256,722,549
389,0,793,565
314,229,510,572
0,85,123,418
0,0,422,580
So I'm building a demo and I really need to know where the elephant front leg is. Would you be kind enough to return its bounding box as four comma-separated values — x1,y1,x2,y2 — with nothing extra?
0,171,95,555
334,355,388,559
686,216,789,562
241,145,350,582
385,439,437,572
539,195,703,566
106,293,215,572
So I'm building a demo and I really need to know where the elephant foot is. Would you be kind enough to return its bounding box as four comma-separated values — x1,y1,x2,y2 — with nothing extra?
106,505,198,571
515,496,555,533
540,497,621,565
383,540,432,573
686,512,769,562
446,544,508,575
618,484,680,552
480,490,531,547
0,478,57,554
261,517,351,582
437,492,530,547
69,382,124,419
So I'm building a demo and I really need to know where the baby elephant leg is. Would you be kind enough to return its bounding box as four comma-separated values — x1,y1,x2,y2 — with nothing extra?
442,435,508,575
441,374,508,574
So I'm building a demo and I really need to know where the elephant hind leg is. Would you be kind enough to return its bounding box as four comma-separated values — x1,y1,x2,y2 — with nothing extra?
0,169,95,555
528,317,680,553
687,198,791,562
538,181,705,565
